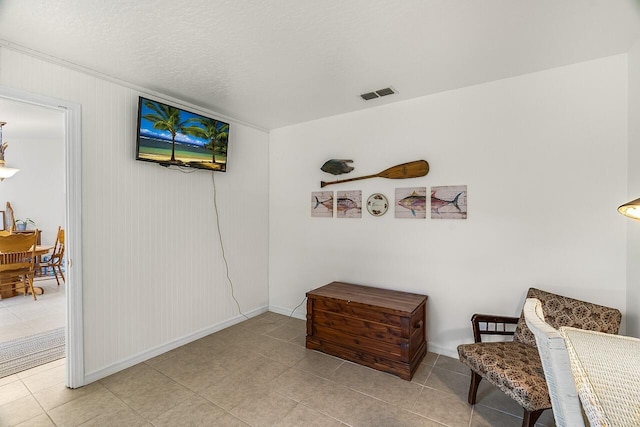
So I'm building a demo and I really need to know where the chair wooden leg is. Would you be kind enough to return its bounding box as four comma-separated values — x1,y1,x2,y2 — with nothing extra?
468,371,482,404
26,276,37,301
522,409,544,427
53,266,61,286
54,265,65,286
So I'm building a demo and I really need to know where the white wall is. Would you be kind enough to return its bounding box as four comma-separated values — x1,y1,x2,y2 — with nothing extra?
0,116,65,245
626,40,640,337
269,55,629,357
0,42,630,376
0,47,270,381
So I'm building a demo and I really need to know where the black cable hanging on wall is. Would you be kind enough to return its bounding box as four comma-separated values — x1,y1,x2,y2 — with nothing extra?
211,172,247,319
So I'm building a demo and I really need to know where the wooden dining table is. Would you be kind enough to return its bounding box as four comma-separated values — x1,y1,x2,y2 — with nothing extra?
0,245,54,257
32,245,53,257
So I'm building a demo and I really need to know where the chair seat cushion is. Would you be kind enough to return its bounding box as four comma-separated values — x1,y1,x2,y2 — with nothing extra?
457,341,551,412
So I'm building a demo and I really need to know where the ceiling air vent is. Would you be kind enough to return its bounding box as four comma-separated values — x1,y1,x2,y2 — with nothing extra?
360,87,396,101
360,92,378,101
375,87,395,97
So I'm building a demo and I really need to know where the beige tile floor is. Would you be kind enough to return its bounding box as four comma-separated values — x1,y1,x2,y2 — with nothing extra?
0,278,65,342
0,311,558,426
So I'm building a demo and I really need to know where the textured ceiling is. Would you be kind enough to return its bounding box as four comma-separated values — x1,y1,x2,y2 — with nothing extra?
1,0,640,130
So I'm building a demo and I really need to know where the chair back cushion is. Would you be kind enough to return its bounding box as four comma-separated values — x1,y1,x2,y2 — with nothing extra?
513,288,621,346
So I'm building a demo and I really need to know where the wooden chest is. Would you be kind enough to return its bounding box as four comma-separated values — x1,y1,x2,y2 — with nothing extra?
306,281,428,380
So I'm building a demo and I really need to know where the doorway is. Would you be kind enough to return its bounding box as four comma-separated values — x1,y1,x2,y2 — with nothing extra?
0,86,83,388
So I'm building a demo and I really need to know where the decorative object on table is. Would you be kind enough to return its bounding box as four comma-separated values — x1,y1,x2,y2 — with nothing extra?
395,187,427,218
431,185,467,219
0,122,20,180
321,160,429,188
320,159,354,175
311,191,333,217
366,193,389,217
336,190,361,218
5,202,15,231
15,218,35,231
0,211,4,231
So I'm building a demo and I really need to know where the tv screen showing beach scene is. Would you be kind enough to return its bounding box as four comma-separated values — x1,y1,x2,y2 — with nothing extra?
136,97,229,172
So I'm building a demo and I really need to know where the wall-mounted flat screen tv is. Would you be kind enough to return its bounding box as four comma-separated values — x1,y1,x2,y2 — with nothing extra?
136,96,229,172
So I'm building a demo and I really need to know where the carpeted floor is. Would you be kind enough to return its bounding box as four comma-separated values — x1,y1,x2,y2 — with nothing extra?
0,327,65,378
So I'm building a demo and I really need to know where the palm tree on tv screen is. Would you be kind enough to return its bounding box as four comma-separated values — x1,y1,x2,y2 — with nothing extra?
142,101,190,162
184,118,229,164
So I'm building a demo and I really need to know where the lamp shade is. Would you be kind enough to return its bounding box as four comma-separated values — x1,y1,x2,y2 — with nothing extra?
618,197,640,220
0,122,19,181
0,166,19,181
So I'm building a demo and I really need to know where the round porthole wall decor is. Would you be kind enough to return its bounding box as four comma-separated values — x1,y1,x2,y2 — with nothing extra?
366,193,389,217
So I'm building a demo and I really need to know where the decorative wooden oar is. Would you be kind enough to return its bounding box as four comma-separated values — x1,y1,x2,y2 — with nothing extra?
321,160,429,188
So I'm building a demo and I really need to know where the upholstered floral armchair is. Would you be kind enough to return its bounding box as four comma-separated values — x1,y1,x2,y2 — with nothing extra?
457,288,621,427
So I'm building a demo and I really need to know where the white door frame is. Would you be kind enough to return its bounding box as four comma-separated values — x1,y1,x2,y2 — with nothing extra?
0,85,84,388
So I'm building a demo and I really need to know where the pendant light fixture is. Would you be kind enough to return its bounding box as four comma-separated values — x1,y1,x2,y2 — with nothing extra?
618,197,640,220
0,122,20,181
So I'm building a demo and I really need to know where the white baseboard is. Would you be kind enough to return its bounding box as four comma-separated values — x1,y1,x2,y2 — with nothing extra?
83,305,268,385
268,304,306,320
427,343,459,359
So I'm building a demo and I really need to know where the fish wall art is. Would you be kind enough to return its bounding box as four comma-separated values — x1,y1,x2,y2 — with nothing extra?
431,185,467,219
395,187,427,219
311,191,333,217
336,190,362,218
321,159,354,175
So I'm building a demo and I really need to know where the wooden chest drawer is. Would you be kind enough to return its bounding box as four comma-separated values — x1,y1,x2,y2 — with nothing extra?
306,281,428,380
311,298,403,327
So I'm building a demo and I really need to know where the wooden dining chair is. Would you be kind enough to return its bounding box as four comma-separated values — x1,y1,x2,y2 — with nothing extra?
41,226,65,286
0,231,39,300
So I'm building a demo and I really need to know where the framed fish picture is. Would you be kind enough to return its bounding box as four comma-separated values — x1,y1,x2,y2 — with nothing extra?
311,191,333,217
395,187,427,218
431,185,467,219
336,190,362,218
